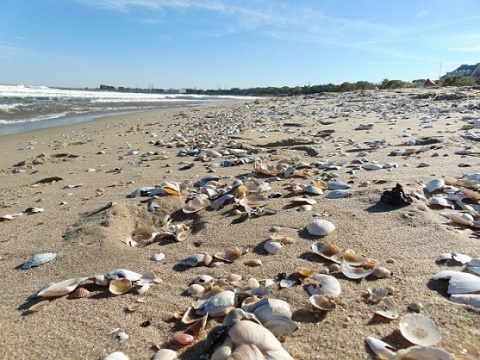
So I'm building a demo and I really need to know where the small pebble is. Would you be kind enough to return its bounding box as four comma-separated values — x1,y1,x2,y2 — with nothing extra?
407,302,424,312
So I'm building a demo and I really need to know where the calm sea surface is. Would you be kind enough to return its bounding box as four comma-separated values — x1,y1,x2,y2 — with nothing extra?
0,84,246,135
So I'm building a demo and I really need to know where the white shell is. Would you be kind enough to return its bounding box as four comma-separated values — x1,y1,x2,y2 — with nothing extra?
340,258,375,279
187,284,205,296
264,240,282,255
183,194,210,214
366,337,396,359
399,314,442,346
425,178,445,193
306,219,335,236
38,277,89,298
304,185,324,195
179,253,205,267
309,274,342,298
104,269,143,282
431,270,480,294
151,253,166,262
362,163,383,171
391,346,454,360
103,351,129,360
198,290,235,317
327,180,350,190
152,349,178,360
450,212,474,226
22,252,57,269
449,293,480,308
325,189,353,199
375,298,399,320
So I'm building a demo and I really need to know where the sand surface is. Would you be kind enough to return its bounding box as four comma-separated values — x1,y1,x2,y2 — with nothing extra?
0,89,479,360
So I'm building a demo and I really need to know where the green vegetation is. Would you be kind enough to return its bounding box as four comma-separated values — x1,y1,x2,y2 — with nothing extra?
99,76,479,96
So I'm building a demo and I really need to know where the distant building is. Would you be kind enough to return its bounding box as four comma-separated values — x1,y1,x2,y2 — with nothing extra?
443,63,480,80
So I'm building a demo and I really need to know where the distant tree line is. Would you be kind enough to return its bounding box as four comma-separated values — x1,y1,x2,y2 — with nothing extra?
99,76,479,96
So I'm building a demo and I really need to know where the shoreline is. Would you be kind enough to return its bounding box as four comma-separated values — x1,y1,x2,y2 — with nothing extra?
0,88,478,359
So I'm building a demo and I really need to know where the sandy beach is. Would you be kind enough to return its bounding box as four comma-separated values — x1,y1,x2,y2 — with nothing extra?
0,88,479,360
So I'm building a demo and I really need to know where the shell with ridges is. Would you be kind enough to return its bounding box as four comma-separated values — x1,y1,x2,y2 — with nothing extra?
306,219,335,236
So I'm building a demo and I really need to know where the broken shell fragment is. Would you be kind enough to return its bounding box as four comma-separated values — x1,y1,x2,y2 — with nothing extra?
340,258,375,279
126,227,159,246
399,313,442,346
21,252,57,270
367,288,388,302
306,219,335,236
109,278,133,295
311,242,341,260
365,336,396,360
27,300,50,313
431,270,480,294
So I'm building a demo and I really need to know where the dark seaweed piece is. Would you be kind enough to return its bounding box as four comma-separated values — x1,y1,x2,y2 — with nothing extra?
380,183,412,206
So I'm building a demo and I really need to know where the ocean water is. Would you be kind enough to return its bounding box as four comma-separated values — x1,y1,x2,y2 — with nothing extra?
0,84,244,136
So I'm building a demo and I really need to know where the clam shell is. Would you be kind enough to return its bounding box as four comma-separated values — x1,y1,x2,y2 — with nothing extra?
109,278,133,295
304,185,324,195
362,163,383,171
188,284,205,296
103,351,130,360
306,219,335,236
309,274,342,298
450,212,474,226
264,240,282,255
152,349,178,360
193,274,214,285
214,248,242,262
179,253,205,267
365,337,396,359
210,194,235,210
367,287,388,302
371,267,392,279
331,251,366,266
126,302,142,312
311,242,341,260
183,194,210,214
173,332,194,346
399,313,442,346
104,269,143,281
375,298,399,320
392,346,454,360
325,189,353,199
431,270,480,294
327,180,350,190
340,258,375,279
27,300,50,313
309,295,336,311
151,253,166,262
126,227,159,245
244,259,263,267
21,252,57,270
162,181,181,196
425,178,445,193
198,290,235,317
290,197,317,206
38,277,89,298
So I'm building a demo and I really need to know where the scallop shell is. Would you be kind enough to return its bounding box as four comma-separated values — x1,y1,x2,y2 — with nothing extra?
183,194,210,214
71,287,91,299
309,295,336,311
399,314,442,346
306,219,335,236
109,278,133,295
264,240,283,255
38,277,89,298
21,252,57,270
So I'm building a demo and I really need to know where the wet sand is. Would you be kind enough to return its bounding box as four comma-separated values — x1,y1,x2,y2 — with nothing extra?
0,89,479,359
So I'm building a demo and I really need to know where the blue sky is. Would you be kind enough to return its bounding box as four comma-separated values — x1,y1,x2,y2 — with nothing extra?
1,0,479,89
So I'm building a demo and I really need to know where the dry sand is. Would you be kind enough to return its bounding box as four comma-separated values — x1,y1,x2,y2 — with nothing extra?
0,88,479,360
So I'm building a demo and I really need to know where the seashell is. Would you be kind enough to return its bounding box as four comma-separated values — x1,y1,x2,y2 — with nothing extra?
239,194,270,208
328,263,341,273
367,287,388,302
365,337,396,360
151,253,166,262
162,181,181,196
375,298,399,320
325,189,353,199
327,180,350,190
173,332,195,346
183,194,210,214
399,313,442,346
193,274,214,285
436,252,472,265
117,331,129,342
38,277,89,298
298,267,316,277
450,212,474,226
280,279,298,288
175,230,189,242
104,269,143,281
103,351,129,360
226,273,242,282
304,185,324,195
248,278,260,290
290,196,317,206
362,163,383,171
429,196,454,209
126,227,159,246
309,295,336,311
425,178,445,193
214,248,242,263
306,219,335,236
431,270,480,294
210,194,235,210
152,349,178,360
24,207,44,214
298,204,313,212
179,253,205,267
392,346,455,360
371,267,392,279
210,338,233,360
71,287,91,299
331,251,366,266
126,302,142,312
198,290,235,317
264,240,283,255
311,242,341,260
109,278,133,295
244,259,263,267
459,186,480,200
188,284,205,296
449,293,480,308
27,300,50,313
407,302,424,312
21,252,57,270
310,274,342,297
340,258,375,279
